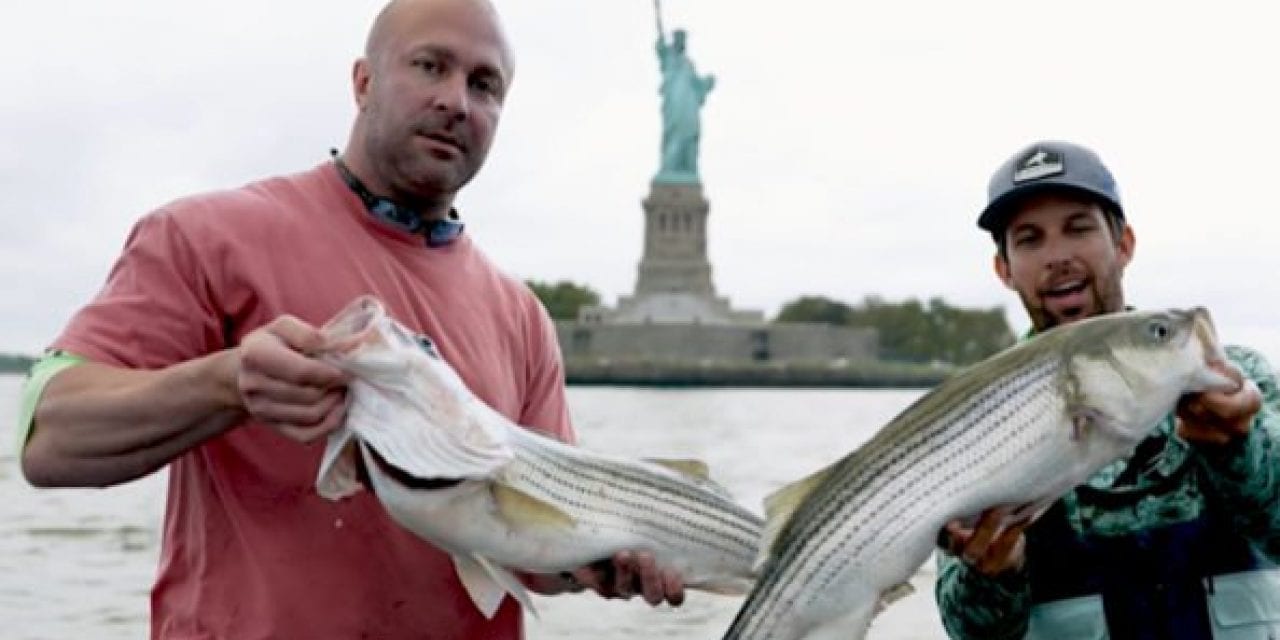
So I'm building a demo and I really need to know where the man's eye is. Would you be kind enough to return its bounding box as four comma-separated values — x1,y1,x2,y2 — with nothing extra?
471,76,501,96
414,59,440,75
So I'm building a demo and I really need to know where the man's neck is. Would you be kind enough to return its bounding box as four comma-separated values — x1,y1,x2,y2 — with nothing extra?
335,152,455,225
335,151,454,223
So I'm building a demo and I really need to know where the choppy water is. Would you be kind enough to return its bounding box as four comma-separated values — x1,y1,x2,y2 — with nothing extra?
1,375,948,639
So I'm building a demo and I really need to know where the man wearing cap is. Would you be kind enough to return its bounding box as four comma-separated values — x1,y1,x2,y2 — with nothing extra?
934,140,1280,639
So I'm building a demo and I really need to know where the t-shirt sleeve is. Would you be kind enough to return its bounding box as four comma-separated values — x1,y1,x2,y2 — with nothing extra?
517,297,575,444
14,351,86,453
52,208,224,369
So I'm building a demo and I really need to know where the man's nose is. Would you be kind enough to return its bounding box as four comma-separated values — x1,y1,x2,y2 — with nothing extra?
432,74,469,122
1039,236,1075,265
1042,255,1074,276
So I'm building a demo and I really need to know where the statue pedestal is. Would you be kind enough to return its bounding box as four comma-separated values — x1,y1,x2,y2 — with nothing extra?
591,181,762,326
634,182,713,297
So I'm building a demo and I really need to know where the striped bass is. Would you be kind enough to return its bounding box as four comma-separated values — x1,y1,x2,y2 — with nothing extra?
723,308,1240,639
313,296,762,618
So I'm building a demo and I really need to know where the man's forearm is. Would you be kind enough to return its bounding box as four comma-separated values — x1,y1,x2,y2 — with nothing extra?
22,352,245,488
1197,405,1280,558
1194,347,1280,558
935,551,1031,640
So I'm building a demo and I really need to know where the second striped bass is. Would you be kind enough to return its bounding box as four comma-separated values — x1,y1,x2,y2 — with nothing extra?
723,308,1240,639
313,296,762,619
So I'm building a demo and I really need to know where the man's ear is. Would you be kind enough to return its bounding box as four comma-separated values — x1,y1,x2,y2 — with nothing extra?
993,252,1014,290
1116,224,1136,270
352,58,372,110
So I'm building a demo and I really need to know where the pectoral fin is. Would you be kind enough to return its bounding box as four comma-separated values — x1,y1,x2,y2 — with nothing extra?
492,482,577,531
315,428,363,500
874,581,915,615
453,553,538,619
757,465,834,570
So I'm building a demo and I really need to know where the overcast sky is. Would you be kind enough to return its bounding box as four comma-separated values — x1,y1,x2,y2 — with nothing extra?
2,1,1277,363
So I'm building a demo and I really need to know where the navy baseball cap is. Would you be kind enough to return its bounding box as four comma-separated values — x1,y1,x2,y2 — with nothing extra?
977,140,1124,234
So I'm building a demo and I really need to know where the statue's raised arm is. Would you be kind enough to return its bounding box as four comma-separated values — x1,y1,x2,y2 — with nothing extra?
653,0,666,48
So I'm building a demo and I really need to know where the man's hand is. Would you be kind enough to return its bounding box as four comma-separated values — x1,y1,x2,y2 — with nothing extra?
940,506,1030,577
236,315,349,443
1177,362,1261,448
526,551,685,606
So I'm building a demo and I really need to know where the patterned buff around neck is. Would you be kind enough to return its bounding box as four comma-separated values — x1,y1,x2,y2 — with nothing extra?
332,153,465,248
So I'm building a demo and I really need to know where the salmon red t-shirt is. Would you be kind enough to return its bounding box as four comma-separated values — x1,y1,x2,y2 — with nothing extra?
51,163,574,639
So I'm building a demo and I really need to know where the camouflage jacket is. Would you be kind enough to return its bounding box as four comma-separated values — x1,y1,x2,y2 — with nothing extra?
935,344,1280,639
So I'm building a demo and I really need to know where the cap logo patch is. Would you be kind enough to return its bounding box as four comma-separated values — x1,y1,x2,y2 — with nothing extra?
1012,148,1065,183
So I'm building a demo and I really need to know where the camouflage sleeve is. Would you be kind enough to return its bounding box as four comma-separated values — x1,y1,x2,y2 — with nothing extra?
934,550,1031,640
1196,345,1280,560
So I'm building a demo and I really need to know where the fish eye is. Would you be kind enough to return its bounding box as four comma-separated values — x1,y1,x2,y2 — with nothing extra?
415,334,439,356
1147,320,1171,342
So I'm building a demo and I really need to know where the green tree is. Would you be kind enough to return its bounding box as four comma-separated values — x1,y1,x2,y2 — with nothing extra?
775,296,853,325
526,280,601,321
774,294,1015,366
0,353,36,374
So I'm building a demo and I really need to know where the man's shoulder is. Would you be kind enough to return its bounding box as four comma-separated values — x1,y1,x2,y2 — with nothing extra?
1226,344,1276,381
146,163,334,232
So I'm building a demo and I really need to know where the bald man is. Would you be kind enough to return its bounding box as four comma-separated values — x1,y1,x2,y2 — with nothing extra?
18,1,683,637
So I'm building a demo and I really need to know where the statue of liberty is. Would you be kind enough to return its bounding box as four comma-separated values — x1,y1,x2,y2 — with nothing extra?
653,0,715,184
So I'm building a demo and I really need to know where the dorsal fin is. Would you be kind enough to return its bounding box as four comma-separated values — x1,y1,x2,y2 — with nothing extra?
756,465,835,571
644,457,736,499
644,457,710,480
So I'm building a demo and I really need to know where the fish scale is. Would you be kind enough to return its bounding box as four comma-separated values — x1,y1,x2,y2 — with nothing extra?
774,363,1059,585
725,308,1235,639
504,430,763,560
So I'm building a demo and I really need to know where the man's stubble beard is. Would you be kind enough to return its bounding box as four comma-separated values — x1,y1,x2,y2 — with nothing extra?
1023,264,1126,331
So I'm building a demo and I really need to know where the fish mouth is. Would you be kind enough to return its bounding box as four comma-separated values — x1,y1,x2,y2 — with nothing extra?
319,296,384,355
1190,309,1241,394
362,443,464,491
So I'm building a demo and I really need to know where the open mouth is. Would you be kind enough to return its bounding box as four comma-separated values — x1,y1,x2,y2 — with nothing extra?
1041,279,1090,320
1043,279,1086,298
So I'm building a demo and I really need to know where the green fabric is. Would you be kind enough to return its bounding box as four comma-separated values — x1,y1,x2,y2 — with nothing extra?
935,344,1280,639
15,351,86,452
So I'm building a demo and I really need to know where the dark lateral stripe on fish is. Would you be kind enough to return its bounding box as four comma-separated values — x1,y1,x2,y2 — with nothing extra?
770,361,1055,574
752,372,1051,623
509,455,755,557
513,445,761,555
735,359,1060,633
515,439,763,535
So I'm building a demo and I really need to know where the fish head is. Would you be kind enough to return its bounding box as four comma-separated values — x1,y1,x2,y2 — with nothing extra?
1067,307,1238,440
320,296,470,400
317,296,512,486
